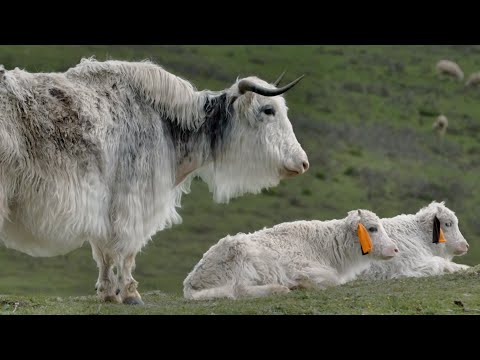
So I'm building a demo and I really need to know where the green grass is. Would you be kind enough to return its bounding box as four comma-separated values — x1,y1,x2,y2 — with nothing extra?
2,265,480,315
0,45,479,312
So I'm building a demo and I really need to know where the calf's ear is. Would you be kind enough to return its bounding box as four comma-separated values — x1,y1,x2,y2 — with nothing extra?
357,223,373,255
433,216,446,243
346,210,361,230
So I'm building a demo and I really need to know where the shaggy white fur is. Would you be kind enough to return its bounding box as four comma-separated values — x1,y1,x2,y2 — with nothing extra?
0,58,308,304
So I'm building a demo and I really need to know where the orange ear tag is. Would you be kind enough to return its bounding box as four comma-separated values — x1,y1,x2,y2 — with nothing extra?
357,223,373,255
438,228,446,243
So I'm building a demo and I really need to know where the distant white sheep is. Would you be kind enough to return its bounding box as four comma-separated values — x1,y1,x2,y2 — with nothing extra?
359,201,470,280
183,209,399,300
436,60,464,81
465,72,480,87
432,114,448,137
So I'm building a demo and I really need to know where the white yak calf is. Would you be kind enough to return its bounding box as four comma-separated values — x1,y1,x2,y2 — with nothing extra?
183,209,399,300
359,201,470,280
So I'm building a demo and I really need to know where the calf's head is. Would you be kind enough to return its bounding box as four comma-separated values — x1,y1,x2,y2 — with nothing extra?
415,201,469,257
346,209,399,260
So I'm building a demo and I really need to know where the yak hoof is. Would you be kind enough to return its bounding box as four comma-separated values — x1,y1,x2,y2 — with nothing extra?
103,295,121,303
123,297,144,305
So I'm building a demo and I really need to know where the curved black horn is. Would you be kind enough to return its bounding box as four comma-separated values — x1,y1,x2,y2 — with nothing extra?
273,70,286,86
239,75,305,97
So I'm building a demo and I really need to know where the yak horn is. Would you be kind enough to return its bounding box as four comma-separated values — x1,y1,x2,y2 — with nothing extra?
273,70,286,86
238,75,305,97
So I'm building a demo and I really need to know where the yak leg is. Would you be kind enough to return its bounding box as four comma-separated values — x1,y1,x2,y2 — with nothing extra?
0,183,9,231
187,285,236,300
118,252,144,305
91,242,120,303
235,284,290,298
294,266,341,290
438,259,470,273
189,284,289,300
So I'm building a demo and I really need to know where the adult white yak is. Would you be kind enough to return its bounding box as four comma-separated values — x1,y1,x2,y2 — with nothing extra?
0,59,309,304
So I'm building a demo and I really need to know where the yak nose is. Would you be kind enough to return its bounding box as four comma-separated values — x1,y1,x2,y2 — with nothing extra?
283,154,309,177
302,159,310,172
466,243,470,249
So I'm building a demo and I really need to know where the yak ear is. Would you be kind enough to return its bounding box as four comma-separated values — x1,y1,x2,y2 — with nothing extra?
433,216,440,243
347,210,361,229
432,216,446,243
357,223,373,255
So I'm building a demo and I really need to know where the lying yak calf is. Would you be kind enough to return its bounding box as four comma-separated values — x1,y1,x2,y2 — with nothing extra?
359,201,470,280
184,209,398,300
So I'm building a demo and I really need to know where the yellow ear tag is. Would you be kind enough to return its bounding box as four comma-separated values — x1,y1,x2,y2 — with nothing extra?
357,223,373,255
439,228,446,243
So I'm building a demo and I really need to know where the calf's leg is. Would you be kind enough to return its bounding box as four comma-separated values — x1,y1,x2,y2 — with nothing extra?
235,284,290,298
294,265,341,290
187,285,236,300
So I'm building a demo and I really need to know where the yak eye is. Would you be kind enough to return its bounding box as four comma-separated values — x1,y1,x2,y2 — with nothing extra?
445,222,452,227
368,226,378,233
262,106,276,116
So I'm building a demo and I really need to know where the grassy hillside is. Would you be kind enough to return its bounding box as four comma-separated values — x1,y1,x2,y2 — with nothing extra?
2,265,480,315
0,45,479,302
